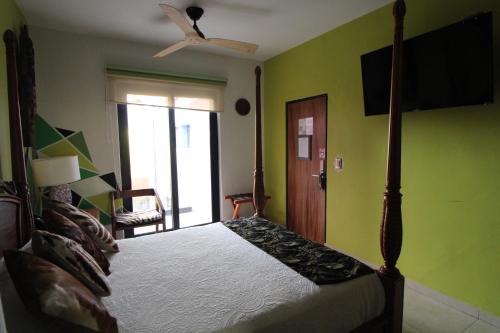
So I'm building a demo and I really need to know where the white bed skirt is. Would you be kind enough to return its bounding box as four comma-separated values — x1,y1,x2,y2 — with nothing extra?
1,222,384,333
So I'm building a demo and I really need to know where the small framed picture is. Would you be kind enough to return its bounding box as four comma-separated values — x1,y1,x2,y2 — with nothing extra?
297,135,311,160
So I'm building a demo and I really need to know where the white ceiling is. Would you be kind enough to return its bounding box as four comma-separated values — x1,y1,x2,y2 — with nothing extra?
16,0,392,61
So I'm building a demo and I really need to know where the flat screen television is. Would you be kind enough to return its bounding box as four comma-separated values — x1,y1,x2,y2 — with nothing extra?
361,12,494,116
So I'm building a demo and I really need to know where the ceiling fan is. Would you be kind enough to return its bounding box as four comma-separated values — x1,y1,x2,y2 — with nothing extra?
153,4,259,58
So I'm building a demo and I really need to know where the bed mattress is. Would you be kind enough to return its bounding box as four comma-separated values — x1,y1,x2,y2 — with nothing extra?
1,222,385,333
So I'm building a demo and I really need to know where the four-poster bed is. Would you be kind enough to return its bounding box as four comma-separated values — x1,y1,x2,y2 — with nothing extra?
1,0,406,332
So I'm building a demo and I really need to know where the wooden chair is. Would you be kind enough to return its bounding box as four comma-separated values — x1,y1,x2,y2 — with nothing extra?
224,192,271,219
110,189,166,238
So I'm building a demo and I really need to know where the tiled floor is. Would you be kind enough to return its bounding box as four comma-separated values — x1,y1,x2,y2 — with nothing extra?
403,288,500,333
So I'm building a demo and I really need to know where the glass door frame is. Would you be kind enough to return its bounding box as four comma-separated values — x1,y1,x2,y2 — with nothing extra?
117,103,220,237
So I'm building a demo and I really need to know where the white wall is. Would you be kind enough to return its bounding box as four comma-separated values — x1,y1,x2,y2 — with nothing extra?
32,27,260,219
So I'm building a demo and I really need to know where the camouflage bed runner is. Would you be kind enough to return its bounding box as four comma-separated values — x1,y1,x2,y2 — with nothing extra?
223,217,373,285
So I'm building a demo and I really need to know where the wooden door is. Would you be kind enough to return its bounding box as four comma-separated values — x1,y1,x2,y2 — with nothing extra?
286,95,327,243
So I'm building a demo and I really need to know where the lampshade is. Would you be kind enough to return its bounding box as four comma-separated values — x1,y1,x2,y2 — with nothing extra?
32,156,81,187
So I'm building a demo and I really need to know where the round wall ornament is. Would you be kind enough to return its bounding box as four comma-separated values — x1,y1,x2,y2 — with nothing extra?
235,98,250,116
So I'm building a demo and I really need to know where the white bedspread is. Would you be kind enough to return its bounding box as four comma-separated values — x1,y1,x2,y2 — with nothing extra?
1,222,384,333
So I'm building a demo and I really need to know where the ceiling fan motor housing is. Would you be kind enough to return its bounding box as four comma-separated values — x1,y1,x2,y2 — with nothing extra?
186,6,204,22
186,6,205,38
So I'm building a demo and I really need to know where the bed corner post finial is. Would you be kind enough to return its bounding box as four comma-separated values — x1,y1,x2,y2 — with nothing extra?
380,0,406,278
253,66,266,218
3,30,16,44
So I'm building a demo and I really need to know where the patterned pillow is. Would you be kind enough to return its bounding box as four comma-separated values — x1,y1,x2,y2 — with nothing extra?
32,230,111,297
49,200,119,253
3,250,118,333
42,209,111,275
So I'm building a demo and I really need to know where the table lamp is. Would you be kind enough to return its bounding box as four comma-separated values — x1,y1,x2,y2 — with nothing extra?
32,156,81,203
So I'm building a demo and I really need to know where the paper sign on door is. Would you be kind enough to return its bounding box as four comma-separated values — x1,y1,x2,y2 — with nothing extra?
298,118,306,135
298,117,314,135
305,117,313,135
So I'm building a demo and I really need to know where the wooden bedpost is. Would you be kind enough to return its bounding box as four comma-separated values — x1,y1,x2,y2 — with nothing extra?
4,30,34,245
253,66,266,218
18,25,37,148
378,0,406,332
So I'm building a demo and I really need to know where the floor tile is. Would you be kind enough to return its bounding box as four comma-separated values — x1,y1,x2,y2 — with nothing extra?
463,321,500,333
403,288,477,333
480,311,500,330
403,322,421,333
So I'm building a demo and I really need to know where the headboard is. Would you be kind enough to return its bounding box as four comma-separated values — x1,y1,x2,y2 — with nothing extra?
0,194,22,257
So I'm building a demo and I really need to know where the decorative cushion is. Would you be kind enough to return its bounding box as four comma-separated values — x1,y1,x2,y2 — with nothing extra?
3,250,118,333
115,210,162,227
32,230,111,297
42,209,111,275
49,200,119,253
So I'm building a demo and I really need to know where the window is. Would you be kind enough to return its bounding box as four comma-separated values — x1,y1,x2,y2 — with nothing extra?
176,125,190,149
110,71,223,236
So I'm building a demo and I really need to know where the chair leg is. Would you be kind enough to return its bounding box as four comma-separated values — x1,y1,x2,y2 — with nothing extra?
156,223,159,233
163,219,166,232
112,222,117,239
232,204,241,219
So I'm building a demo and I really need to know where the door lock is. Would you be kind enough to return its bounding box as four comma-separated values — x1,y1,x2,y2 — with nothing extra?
319,170,326,190
312,171,326,190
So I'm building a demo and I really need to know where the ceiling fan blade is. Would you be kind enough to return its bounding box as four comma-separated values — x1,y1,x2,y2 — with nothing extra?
153,40,191,58
206,38,258,54
159,4,196,35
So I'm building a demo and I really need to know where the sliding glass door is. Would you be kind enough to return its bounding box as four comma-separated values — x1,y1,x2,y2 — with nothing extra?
117,96,219,236
175,109,212,228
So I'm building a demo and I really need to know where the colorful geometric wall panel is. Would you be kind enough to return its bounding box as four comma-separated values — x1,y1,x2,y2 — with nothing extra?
39,136,99,177
35,114,117,225
68,132,92,161
35,116,63,151
100,173,118,189
70,175,115,199
55,128,75,138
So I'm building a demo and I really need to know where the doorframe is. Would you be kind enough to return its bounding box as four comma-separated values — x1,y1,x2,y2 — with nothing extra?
116,104,221,237
209,113,221,222
117,104,134,238
285,94,328,242
168,108,180,230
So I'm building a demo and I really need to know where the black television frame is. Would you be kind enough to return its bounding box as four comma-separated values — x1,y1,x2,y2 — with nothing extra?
361,11,494,116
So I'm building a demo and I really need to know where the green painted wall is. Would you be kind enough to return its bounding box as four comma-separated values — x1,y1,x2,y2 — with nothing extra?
0,0,24,180
264,0,500,317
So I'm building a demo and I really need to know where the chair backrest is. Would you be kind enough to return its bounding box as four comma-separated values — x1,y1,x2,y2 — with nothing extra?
110,189,164,218
112,189,156,200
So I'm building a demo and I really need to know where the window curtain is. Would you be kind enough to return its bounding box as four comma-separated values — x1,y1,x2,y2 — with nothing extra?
106,68,226,112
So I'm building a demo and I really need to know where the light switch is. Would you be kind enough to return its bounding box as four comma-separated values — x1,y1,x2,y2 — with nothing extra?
335,156,343,172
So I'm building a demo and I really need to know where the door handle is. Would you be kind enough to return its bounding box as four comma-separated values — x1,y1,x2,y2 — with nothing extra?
312,174,319,177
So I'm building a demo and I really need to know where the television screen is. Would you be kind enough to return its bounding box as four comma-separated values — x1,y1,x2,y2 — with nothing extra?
361,12,494,116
